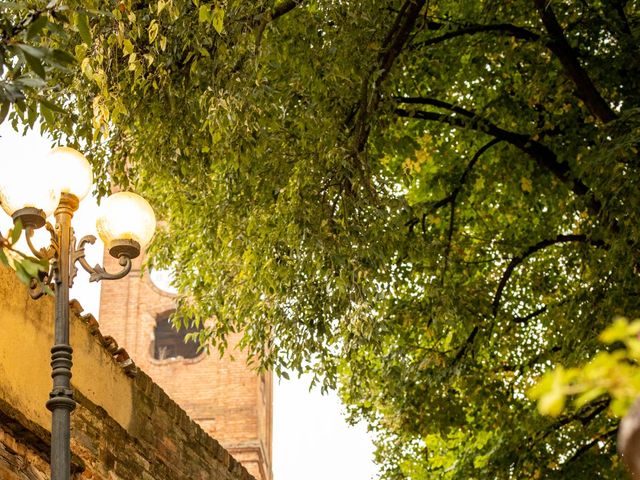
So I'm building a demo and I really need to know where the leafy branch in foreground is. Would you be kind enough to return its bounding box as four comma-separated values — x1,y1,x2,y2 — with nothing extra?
530,317,640,418
0,220,49,289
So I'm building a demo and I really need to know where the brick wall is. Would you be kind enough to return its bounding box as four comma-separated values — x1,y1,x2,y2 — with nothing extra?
98,253,272,480
0,265,254,480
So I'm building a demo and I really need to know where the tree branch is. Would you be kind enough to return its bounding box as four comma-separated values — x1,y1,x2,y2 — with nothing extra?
395,96,475,118
534,0,617,124
413,22,540,48
271,0,301,20
425,139,501,215
255,0,302,55
350,0,426,190
394,104,596,206
0,7,48,46
512,305,547,324
538,397,611,442
500,345,561,372
452,325,478,363
456,138,502,191
441,197,456,282
610,0,632,35
492,234,605,316
565,428,617,465
429,194,455,212
408,139,500,244
439,139,501,279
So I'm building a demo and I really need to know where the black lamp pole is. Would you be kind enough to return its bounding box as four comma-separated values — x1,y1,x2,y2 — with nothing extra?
19,193,140,480
46,193,77,479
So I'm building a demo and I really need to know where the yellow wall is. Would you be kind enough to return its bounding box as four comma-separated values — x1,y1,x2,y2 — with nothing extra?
0,265,255,480
0,266,133,433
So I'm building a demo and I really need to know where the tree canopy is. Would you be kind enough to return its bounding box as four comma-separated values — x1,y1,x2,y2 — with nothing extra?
3,0,640,478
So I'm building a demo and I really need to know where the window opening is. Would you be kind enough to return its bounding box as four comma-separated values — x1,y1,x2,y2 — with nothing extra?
153,311,200,360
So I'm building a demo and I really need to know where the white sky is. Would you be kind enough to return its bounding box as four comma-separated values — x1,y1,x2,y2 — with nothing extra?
0,123,379,480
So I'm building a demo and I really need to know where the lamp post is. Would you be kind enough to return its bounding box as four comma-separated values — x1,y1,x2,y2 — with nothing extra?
0,147,156,480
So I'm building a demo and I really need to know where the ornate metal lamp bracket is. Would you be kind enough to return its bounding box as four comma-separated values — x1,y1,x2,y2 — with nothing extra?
25,223,58,261
24,228,133,299
25,224,58,300
74,235,133,283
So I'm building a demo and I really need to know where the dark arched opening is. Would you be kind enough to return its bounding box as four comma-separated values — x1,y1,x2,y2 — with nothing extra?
153,311,201,360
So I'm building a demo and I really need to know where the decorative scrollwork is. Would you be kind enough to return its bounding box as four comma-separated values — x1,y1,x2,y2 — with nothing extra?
74,235,96,279
74,235,133,283
69,229,78,287
27,259,54,299
25,223,57,260
21,224,56,298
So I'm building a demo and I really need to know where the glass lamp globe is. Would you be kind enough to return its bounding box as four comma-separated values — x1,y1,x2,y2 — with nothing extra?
48,147,93,200
0,155,60,228
96,192,156,259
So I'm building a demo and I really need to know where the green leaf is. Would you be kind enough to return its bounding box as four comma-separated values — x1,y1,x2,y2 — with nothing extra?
75,12,92,46
10,220,22,245
0,101,9,124
21,258,42,277
40,102,54,126
39,98,65,113
14,263,31,286
52,48,77,65
26,15,48,40
212,6,224,34
22,51,46,79
0,248,8,267
0,2,25,11
14,76,47,88
15,43,47,58
3,2,638,476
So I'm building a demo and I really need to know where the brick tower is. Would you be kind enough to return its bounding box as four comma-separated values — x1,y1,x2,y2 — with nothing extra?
98,252,272,480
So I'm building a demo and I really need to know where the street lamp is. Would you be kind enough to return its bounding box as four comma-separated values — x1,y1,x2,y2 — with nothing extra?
0,147,156,480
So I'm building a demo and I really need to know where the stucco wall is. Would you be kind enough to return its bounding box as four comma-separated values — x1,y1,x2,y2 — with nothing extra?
0,265,254,480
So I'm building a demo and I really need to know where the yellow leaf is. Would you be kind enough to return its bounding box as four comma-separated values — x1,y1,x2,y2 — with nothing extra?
75,44,88,61
538,390,565,417
427,215,441,226
599,316,632,344
80,57,93,80
123,38,134,55
520,177,533,193
198,4,210,23
212,6,224,33
148,20,159,43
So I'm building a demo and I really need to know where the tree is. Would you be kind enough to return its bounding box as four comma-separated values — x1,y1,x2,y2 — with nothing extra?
0,1,82,131
6,0,640,477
